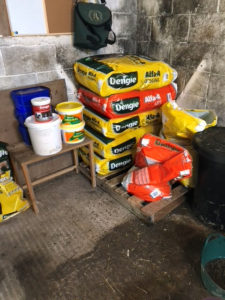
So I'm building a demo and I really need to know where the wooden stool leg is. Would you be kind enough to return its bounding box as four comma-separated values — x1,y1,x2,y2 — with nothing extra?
73,149,79,174
9,155,20,184
88,142,96,188
21,163,39,214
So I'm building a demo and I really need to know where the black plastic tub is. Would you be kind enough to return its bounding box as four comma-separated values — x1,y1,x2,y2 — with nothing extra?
192,127,225,230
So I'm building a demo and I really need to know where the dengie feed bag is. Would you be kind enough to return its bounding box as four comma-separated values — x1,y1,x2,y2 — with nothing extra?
84,124,156,159
79,146,134,176
162,102,217,140
122,135,192,202
78,83,177,118
74,55,177,97
135,134,186,168
83,106,161,138
122,168,172,202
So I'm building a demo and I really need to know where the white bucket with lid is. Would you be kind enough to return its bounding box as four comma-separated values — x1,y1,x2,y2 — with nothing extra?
25,113,62,156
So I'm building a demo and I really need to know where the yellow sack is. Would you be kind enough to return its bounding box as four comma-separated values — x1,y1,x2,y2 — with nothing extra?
84,124,159,159
84,107,161,138
79,147,134,176
74,55,177,97
162,102,217,140
0,171,30,222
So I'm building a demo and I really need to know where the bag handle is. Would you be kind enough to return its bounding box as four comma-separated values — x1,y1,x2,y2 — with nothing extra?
107,30,116,45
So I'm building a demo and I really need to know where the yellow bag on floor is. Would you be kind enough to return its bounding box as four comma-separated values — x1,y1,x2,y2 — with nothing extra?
84,124,159,159
0,171,30,222
84,107,161,138
79,147,134,175
74,55,177,97
162,102,217,140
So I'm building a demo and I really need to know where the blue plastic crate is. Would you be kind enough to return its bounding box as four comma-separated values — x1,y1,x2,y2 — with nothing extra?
18,124,31,145
11,86,50,110
15,109,32,125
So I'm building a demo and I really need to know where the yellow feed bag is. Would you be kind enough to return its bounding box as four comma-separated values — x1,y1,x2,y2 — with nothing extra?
84,124,159,159
74,55,177,97
83,106,161,138
162,102,217,140
79,146,134,176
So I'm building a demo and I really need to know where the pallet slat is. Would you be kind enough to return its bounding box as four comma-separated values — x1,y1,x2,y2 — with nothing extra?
79,164,188,224
141,185,187,223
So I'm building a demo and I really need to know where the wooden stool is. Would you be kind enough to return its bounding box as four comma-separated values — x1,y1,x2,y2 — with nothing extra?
10,138,96,214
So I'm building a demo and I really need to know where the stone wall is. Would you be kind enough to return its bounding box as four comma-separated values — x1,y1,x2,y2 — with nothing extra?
137,0,225,125
0,0,137,101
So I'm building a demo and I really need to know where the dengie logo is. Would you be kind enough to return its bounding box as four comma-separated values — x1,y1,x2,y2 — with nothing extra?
108,72,138,89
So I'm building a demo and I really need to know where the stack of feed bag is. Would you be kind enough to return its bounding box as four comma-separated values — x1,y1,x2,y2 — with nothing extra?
74,54,178,175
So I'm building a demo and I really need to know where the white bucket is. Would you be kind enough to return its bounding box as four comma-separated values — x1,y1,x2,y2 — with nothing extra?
25,113,62,156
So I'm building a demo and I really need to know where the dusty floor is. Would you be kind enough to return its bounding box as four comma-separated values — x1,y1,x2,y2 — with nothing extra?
0,172,216,300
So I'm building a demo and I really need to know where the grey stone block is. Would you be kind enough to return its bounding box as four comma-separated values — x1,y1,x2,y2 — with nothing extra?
218,0,225,12
171,43,213,72
173,0,218,14
146,41,171,63
112,13,137,38
189,14,225,44
206,99,225,125
177,93,206,109
207,74,225,101
138,0,172,16
97,41,124,55
175,66,188,95
36,71,61,83
67,93,78,102
107,0,137,13
136,42,149,57
181,70,210,98
211,45,225,75
56,44,84,69
1,45,57,75
116,39,136,55
0,51,5,76
63,68,77,95
152,15,189,43
136,15,151,41
0,74,37,90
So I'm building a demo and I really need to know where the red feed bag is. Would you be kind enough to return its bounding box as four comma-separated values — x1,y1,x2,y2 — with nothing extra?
122,169,172,202
135,134,186,168
122,134,192,202
77,83,177,119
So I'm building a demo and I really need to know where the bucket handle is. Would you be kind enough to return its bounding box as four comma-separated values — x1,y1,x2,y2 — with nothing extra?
203,233,225,250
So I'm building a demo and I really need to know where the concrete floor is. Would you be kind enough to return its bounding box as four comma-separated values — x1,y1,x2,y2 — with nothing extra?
0,172,215,300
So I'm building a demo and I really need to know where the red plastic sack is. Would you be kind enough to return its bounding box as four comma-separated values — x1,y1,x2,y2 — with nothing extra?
122,134,192,202
135,134,186,168
77,83,177,119
122,168,172,202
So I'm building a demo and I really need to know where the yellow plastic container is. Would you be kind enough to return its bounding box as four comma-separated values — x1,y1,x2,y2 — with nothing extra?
61,121,85,144
55,102,84,125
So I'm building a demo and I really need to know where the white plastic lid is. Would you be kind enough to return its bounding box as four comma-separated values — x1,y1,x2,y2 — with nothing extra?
31,96,51,106
25,113,61,129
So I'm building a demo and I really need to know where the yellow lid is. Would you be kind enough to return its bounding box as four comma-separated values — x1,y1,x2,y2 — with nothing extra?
60,120,85,131
56,101,84,113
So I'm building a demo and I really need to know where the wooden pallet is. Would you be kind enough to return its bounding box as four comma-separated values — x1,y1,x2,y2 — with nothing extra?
79,164,188,224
